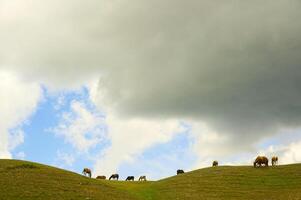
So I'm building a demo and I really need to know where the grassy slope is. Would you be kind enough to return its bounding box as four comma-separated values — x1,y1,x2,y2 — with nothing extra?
0,159,135,200
150,165,301,200
1,159,301,200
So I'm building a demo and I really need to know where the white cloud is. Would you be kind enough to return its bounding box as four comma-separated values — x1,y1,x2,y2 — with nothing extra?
8,129,25,151
50,100,106,152
0,70,42,158
55,150,75,167
48,85,184,176
93,116,183,176
189,129,301,168
53,95,66,110
43,85,184,177
15,151,26,160
281,142,301,164
257,132,301,165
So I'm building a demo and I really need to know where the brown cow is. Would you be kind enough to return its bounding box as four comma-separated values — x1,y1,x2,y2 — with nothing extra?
212,160,218,167
82,168,92,178
272,156,278,166
138,176,147,181
96,175,106,180
253,156,269,167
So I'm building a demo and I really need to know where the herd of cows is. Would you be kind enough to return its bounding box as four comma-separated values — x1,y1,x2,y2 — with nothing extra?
81,155,279,181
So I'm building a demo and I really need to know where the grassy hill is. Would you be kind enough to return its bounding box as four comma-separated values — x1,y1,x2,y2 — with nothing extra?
1,159,301,200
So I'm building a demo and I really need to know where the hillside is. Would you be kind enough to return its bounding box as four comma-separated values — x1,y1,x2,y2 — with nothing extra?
1,159,301,200
0,159,134,200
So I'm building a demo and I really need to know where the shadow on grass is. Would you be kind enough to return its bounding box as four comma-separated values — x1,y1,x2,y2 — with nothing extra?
6,164,39,170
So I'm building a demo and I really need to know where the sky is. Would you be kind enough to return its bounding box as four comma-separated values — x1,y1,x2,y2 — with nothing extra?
1,0,301,180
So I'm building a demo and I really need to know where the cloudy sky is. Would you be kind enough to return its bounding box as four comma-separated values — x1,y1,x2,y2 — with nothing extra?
1,0,301,180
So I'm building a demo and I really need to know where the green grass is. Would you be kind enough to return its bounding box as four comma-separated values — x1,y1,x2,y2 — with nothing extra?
0,159,134,200
1,159,301,200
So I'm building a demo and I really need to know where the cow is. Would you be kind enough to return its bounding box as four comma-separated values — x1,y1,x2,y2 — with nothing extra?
212,161,218,167
177,169,184,175
254,156,269,167
96,176,106,180
109,174,119,180
272,156,278,166
138,176,147,181
126,176,134,181
82,168,92,178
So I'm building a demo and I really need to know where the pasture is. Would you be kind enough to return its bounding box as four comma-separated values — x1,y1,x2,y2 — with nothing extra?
1,159,301,200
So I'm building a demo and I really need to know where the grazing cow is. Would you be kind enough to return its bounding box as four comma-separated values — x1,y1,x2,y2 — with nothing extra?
96,176,106,180
177,169,184,175
82,168,92,178
272,156,278,166
138,176,147,181
126,176,134,181
109,174,119,180
212,161,218,167
254,156,269,167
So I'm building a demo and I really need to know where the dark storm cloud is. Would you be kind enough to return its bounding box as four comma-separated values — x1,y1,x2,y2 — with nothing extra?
1,0,301,142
